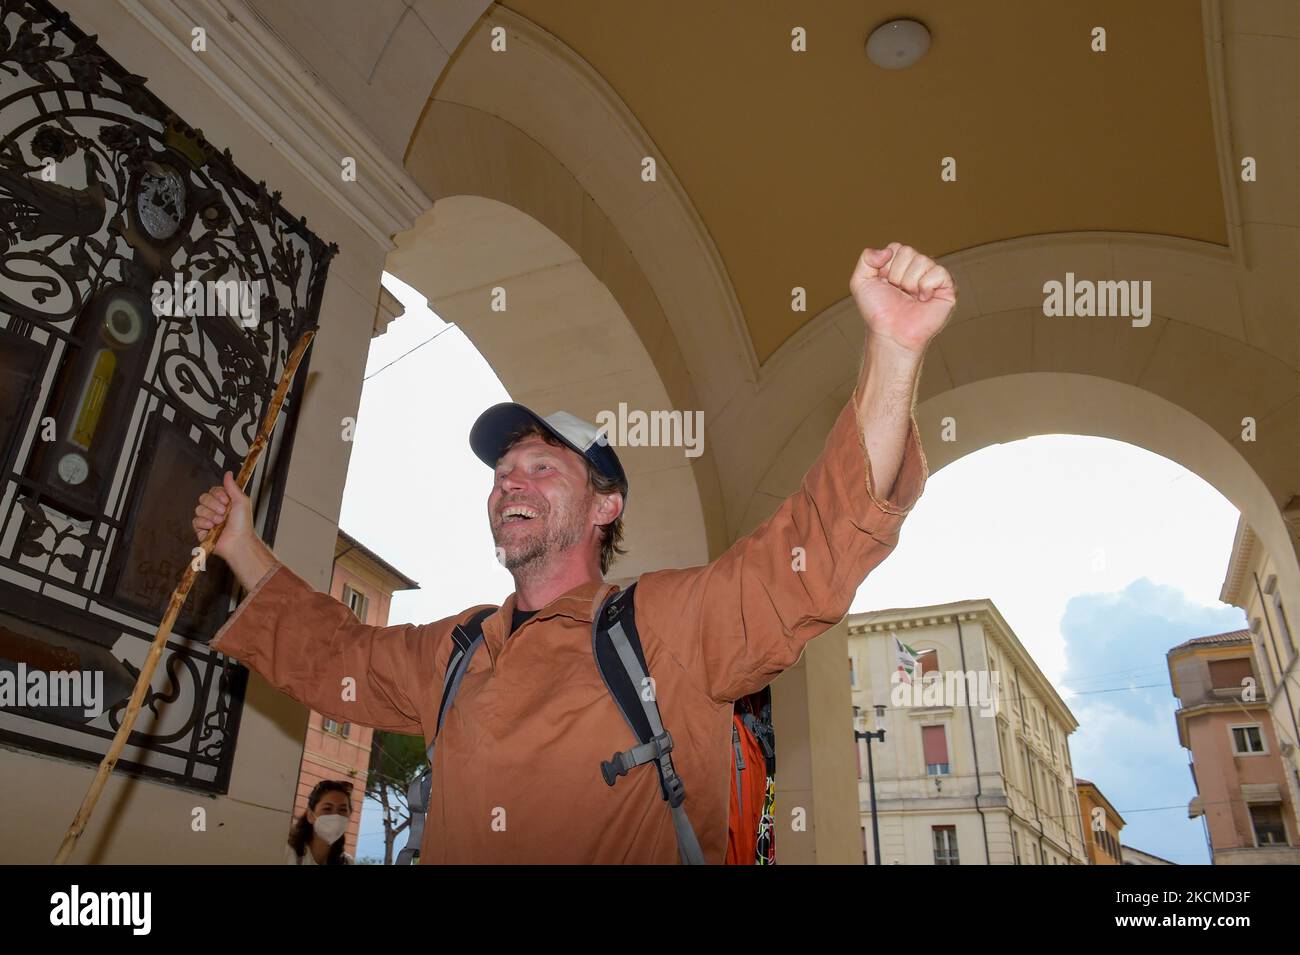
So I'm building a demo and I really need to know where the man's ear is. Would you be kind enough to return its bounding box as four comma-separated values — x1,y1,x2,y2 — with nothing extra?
595,490,623,524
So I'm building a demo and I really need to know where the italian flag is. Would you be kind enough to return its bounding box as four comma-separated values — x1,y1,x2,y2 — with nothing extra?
895,636,920,684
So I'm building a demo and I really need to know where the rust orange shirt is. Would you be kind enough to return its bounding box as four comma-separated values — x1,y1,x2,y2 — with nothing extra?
211,388,928,863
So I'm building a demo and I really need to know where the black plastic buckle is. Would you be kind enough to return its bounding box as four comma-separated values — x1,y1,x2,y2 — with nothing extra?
601,750,633,786
601,731,675,787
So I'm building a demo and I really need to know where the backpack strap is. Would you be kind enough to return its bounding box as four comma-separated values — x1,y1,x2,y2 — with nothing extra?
396,606,495,865
593,583,706,865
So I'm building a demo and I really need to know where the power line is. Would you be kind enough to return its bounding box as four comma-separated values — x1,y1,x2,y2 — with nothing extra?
1069,682,1168,696
1057,663,1170,686
362,325,455,381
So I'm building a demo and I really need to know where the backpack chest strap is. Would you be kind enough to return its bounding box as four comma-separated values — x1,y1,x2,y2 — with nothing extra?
594,586,704,863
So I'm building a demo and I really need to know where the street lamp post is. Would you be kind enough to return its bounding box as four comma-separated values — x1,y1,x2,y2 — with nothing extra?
855,703,887,865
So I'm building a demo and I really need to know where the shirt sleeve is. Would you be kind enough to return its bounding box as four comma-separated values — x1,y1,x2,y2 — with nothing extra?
210,560,443,734
638,388,928,703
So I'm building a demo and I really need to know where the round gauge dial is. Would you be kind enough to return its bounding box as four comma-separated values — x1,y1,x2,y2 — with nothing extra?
57,451,90,486
136,162,187,241
102,296,144,347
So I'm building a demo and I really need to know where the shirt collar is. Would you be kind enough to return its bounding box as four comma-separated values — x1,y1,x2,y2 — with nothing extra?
480,578,618,668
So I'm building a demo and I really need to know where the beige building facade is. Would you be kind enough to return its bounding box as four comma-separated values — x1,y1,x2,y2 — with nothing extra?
848,600,1088,865
1121,845,1176,865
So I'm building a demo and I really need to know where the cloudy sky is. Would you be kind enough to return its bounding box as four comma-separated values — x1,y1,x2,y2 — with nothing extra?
345,274,1244,864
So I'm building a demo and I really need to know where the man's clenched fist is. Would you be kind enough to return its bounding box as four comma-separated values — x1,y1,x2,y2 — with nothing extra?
850,243,955,356
192,471,253,563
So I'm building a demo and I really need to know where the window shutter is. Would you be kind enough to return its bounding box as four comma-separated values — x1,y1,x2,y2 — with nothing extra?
919,649,938,676
1208,657,1254,689
922,725,949,766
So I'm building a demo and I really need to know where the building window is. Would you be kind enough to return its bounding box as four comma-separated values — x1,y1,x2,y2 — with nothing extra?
932,825,959,865
922,724,950,775
1012,831,1021,865
1250,805,1287,846
1208,657,1255,693
862,825,869,865
1094,828,1120,860
1231,725,1265,755
918,649,939,677
849,656,856,687
322,718,350,738
342,584,369,622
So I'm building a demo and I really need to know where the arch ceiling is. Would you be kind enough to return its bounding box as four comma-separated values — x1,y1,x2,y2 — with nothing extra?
242,0,1296,580
503,0,1228,361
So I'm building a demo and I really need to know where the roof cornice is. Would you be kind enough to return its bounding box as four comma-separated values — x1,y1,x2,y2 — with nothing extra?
1219,514,1257,606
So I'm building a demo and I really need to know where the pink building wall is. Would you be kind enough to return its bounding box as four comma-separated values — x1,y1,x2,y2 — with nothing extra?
287,560,398,860
1187,710,1296,850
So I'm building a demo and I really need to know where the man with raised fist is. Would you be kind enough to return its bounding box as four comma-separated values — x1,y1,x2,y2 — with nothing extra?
192,243,952,864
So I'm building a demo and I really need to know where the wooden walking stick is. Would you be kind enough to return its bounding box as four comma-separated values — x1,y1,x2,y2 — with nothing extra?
53,328,316,864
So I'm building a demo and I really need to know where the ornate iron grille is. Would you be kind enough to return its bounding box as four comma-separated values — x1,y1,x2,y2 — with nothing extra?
0,0,336,792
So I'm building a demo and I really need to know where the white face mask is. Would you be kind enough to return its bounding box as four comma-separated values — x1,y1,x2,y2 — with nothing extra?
313,813,348,844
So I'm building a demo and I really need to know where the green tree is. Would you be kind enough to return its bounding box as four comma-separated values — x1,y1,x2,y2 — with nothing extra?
366,730,427,865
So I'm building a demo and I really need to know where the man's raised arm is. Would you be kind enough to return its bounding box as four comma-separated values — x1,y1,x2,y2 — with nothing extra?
852,242,954,505
638,243,952,703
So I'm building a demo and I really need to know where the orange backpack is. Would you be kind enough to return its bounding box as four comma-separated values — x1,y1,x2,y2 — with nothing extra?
726,688,775,864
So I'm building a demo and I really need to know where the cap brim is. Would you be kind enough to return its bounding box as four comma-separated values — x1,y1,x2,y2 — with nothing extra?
469,403,587,471
469,402,629,502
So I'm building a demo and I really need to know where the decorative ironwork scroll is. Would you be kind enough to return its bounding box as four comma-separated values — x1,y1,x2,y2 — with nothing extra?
0,0,336,792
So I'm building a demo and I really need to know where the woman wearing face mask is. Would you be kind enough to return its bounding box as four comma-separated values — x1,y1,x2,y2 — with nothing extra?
285,780,355,865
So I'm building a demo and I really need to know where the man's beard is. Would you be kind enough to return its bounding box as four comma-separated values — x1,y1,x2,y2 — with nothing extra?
493,492,590,574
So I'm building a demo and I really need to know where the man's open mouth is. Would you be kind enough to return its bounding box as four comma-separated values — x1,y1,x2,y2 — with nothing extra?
500,505,541,524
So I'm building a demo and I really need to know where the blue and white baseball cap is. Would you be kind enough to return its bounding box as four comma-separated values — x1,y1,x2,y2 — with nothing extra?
470,403,628,500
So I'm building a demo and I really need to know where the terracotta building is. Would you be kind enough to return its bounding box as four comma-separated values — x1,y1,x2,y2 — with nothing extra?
288,530,420,860
1168,630,1300,864
1075,778,1125,865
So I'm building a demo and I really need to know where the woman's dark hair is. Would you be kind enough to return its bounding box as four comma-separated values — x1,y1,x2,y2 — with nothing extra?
500,423,628,575
287,779,354,865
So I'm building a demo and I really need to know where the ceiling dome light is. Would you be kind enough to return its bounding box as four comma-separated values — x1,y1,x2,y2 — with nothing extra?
866,18,931,69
